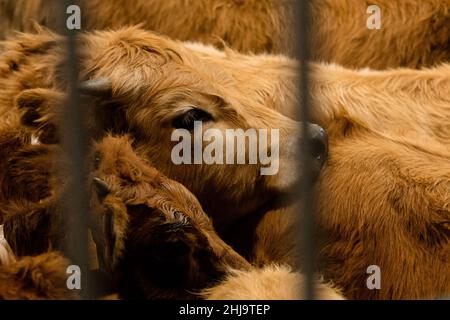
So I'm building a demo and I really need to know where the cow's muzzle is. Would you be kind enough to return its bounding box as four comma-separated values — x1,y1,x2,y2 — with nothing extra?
307,123,328,170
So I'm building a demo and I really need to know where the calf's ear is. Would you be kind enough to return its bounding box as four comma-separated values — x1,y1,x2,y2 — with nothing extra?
92,177,119,273
102,207,117,272
79,78,129,138
15,88,64,144
15,88,64,117
92,207,120,274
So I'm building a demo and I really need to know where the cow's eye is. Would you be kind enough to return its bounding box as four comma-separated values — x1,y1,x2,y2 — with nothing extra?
93,152,102,170
172,108,213,130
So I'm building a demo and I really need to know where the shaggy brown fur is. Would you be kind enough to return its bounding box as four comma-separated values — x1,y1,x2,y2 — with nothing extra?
0,129,57,206
307,63,450,299
0,128,73,259
1,0,449,68
0,252,78,300
202,265,343,300
209,62,450,299
210,61,450,299
308,63,450,141
309,0,450,69
251,63,450,299
316,130,450,299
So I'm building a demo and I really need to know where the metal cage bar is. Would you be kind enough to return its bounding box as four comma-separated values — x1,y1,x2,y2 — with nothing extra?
296,0,316,300
57,0,93,299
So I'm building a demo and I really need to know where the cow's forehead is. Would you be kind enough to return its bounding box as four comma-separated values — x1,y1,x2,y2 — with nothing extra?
82,27,253,78
76,27,294,125
81,29,190,66
80,31,230,87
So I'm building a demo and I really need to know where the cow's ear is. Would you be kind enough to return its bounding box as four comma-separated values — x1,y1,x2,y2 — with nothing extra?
15,89,46,111
92,206,121,273
102,207,117,272
15,88,63,144
92,178,117,272
15,88,63,119
92,178,129,273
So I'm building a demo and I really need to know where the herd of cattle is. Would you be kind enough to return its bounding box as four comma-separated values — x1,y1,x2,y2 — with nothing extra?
0,0,449,300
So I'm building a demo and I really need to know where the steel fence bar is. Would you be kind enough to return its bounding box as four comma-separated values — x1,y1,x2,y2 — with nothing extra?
57,0,93,299
295,0,316,300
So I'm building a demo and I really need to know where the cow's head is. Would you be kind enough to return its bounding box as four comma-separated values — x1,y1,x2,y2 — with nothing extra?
89,135,250,299
19,27,328,226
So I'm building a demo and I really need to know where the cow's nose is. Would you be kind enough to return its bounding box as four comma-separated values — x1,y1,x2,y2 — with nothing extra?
308,123,328,165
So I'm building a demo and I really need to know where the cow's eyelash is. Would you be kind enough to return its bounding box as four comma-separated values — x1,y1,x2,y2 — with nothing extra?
171,108,213,130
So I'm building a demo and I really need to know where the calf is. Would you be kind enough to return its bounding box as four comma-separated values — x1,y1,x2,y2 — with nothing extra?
0,28,326,230
0,131,342,299
0,27,329,280
0,130,249,298
90,135,253,299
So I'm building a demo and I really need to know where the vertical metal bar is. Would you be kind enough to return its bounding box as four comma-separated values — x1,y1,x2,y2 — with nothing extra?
295,0,316,299
56,0,92,299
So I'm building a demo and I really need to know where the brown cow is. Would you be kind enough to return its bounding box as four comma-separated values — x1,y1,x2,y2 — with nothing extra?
308,63,450,299
316,128,450,299
1,0,449,68
0,27,327,231
252,63,450,299
213,62,450,298
0,128,250,299
0,29,323,299
91,135,342,299
0,130,342,299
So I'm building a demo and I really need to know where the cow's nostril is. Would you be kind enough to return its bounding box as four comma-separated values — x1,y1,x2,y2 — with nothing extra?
309,125,328,163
